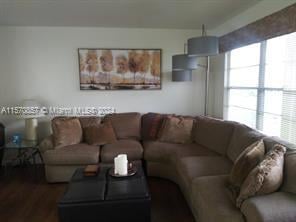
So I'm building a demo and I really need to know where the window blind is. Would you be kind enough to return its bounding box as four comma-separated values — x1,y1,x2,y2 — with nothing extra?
225,32,296,145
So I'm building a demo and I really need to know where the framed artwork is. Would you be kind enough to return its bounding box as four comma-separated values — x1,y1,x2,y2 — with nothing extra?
78,48,162,90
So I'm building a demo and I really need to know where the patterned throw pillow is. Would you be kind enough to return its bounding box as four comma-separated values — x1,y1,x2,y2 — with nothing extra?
236,144,286,208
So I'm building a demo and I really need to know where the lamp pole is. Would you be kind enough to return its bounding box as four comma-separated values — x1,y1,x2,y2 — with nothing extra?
204,56,210,116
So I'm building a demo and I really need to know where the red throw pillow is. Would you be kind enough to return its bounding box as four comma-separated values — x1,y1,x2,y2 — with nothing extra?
141,113,166,140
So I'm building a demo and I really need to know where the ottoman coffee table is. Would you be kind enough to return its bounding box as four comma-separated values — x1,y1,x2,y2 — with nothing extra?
58,165,151,222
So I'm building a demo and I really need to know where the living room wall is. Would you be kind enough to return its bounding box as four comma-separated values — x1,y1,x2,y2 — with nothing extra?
0,26,204,139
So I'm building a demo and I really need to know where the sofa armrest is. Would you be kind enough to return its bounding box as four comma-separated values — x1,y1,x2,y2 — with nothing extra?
39,135,54,153
241,192,296,222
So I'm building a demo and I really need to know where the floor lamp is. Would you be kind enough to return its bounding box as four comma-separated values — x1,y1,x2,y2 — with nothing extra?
187,25,219,116
172,44,198,82
22,99,44,145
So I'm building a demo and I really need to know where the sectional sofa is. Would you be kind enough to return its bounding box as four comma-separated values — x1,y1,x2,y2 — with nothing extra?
39,112,296,222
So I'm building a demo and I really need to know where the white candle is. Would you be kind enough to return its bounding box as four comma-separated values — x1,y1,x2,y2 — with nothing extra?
115,154,128,175
114,157,119,174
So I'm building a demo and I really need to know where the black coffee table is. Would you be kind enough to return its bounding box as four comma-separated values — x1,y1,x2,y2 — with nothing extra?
58,165,151,222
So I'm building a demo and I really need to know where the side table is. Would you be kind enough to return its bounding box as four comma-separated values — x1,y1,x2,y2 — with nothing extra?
0,146,3,169
2,140,43,176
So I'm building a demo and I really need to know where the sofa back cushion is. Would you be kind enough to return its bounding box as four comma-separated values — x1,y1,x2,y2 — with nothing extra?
158,116,194,144
52,117,83,148
263,136,296,153
282,151,296,194
104,112,141,140
194,116,235,155
263,136,296,194
141,113,166,141
227,123,265,162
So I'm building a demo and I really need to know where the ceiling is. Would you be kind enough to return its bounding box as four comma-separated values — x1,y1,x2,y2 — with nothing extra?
0,0,261,29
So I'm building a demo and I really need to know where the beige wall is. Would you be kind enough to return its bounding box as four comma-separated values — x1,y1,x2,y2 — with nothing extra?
0,1,294,140
0,26,206,140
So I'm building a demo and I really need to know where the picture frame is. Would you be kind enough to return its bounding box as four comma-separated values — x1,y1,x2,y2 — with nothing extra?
78,48,162,90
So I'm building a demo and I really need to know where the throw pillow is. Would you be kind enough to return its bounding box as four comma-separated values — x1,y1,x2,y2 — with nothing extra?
236,144,286,208
141,113,166,140
158,116,194,144
52,117,83,148
84,121,117,146
79,116,101,129
230,140,265,188
79,116,101,141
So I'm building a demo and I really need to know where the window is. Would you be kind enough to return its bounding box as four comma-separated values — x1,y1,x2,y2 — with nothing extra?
224,32,296,144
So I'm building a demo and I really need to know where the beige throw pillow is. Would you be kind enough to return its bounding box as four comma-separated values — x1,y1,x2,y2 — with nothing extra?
236,144,286,208
158,116,194,144
52,117,83,148
230,140,265,188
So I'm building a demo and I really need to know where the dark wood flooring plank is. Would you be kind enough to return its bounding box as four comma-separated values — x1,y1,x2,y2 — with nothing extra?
0,166,195,222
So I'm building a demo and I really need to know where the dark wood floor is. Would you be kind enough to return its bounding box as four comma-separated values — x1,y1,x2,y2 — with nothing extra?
0,166,195,222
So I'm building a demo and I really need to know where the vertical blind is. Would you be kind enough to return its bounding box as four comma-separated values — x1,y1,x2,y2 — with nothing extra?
224,32,296,145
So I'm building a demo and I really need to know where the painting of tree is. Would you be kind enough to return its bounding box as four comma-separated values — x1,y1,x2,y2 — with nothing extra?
99,50,114,86
79,53,91,84
150,51,161,84
86,50,99,83
128,50,141,83
79,48,161,90
139,51,151,84
115,55,129,82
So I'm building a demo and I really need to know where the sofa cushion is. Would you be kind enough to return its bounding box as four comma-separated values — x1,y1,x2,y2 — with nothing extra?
143,141,217,163
241,192,296,222
282,151,296,194
141,112,166,140
105,112,141,140
237,144,286,208
192,175,244,222
176,156,232,191
43,143,100,165
263,136,296,152
100,139,143,163
194,116,235,155
84,121,117,146
227,123,265,162
230,140,265,188
158,116,194,144
52,117,83,148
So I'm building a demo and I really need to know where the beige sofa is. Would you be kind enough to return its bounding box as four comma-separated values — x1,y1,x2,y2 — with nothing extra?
39,113,296,222
144,115,296,222
39,113,143,182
